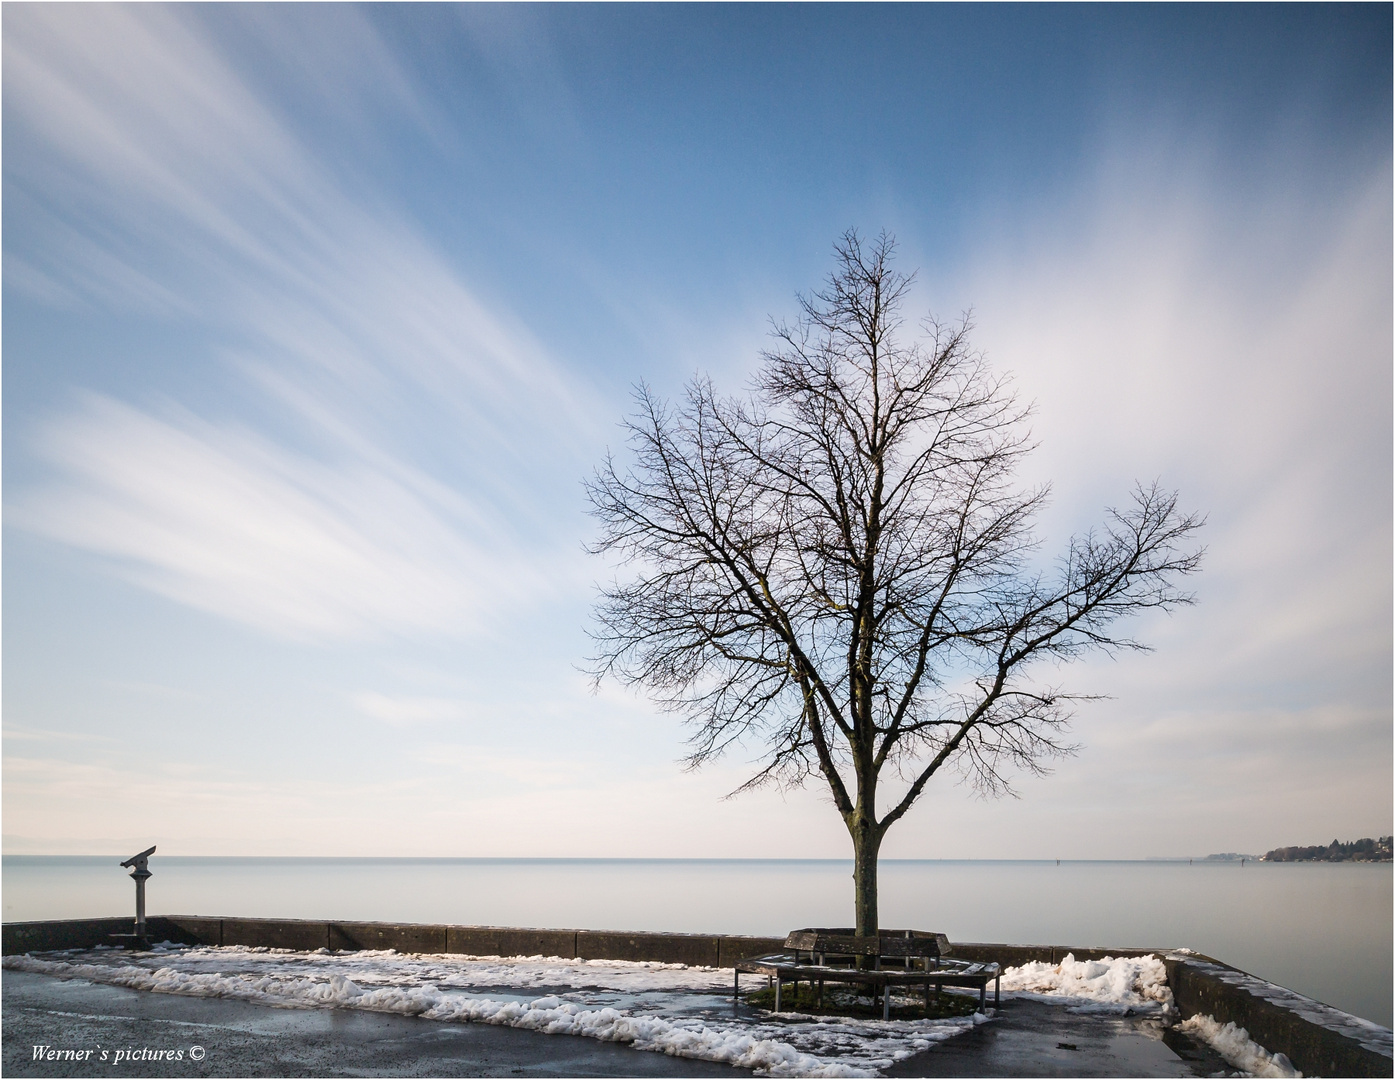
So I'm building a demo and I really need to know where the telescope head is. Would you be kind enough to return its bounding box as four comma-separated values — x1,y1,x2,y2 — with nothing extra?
120,845,157,870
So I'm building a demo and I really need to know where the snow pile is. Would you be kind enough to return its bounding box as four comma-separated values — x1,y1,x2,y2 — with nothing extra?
1177,1013,1302,1077
998,953,1174,1015
16,945,738,995
4,948,988,1078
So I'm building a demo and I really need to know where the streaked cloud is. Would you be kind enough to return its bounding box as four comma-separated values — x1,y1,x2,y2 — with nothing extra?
964,144,1390,702
4,5,600,642
11,395,553,641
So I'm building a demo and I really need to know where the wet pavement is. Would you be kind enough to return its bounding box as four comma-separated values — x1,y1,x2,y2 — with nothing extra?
5,969,1229,1078
882,999,1230,1077
3,972,741,1078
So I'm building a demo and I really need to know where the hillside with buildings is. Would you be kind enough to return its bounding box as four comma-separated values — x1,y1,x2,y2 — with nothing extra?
1262,837,1392,862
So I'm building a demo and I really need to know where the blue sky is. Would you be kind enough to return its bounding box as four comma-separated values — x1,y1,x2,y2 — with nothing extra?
4,4,1390,858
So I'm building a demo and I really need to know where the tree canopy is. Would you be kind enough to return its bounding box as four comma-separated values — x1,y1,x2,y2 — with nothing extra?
587,231,1203,934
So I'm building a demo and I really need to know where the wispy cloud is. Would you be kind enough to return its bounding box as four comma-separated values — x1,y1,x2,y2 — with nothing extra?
962,144,1391,693
11,395,555,641
4,5,599,642
926,136,1395,850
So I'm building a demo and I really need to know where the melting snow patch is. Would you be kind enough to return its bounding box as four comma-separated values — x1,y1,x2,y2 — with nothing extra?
3,948,990,1077
1177,1013,1302,1078
998,953,1174,1015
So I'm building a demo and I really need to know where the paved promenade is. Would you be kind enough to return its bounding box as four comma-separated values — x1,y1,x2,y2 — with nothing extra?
4,969,1232,1078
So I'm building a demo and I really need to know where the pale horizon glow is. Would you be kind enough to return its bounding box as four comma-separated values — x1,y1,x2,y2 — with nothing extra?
3,6,1390,861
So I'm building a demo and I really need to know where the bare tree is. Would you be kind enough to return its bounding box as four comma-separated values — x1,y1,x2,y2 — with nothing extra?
586,231,1202,939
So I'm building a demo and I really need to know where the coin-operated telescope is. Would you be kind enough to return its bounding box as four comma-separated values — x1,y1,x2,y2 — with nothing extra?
112,845,156,949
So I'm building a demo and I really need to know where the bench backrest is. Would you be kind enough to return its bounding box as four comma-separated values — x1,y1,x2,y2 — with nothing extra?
784,928,952,959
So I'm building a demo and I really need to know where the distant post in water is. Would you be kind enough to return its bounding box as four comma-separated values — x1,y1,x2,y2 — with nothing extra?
119,845,156,948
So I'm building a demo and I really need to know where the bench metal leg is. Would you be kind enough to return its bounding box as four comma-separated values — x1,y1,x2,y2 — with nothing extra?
979,983,986,1011
775,979,782,1013
883,984,891,1021
995,975,1000,1010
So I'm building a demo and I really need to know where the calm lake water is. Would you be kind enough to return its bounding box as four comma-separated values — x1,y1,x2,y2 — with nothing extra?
4,856,1389,1027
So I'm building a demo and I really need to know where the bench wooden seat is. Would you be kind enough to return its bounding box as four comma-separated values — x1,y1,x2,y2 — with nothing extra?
734,929,1000,1019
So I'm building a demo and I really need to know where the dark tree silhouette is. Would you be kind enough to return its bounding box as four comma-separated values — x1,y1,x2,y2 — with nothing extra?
587,231,1203,938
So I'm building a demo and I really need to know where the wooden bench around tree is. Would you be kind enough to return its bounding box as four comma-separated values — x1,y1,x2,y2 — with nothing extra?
733,928,1001,1020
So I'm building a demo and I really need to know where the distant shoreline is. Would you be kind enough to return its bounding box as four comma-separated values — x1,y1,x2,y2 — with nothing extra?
1261,837,1393,863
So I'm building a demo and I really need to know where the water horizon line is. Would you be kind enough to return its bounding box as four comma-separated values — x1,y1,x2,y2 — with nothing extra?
2,853,1311,864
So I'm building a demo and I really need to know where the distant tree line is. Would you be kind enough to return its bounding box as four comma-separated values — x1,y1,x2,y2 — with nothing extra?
1262,837,1392,862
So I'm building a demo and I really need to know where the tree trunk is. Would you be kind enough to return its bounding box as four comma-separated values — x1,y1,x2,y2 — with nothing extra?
852,820,881,940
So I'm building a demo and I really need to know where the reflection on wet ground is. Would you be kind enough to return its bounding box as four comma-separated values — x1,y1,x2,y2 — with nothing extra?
884,999,1229,1077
